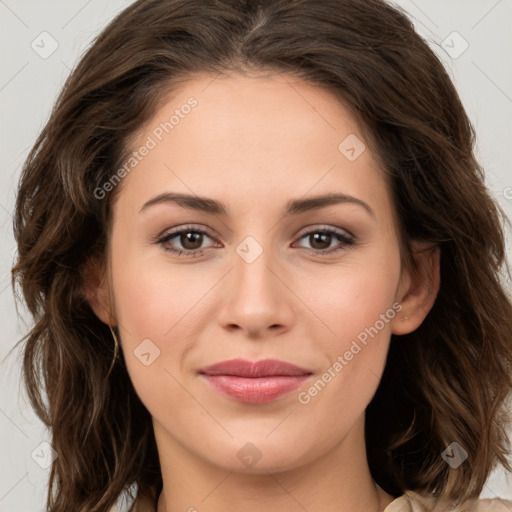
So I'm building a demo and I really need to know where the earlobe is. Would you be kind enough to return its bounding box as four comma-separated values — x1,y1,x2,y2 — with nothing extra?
81,255,116,326
392,244,440,335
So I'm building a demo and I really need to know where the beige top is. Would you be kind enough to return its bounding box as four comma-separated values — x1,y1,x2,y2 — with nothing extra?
384,490,512,511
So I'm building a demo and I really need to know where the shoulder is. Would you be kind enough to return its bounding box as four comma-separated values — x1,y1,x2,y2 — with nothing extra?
384,490,512,512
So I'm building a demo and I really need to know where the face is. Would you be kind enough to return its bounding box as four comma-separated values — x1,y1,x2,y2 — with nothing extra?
90,71,435,474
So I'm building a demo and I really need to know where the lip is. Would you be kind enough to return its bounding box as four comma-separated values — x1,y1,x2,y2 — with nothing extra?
198,358,313,404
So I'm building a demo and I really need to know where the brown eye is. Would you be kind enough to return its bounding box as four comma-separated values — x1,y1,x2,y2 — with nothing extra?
294,228,355,255
308,232,333,250
156,226,218,256
178,231,204,250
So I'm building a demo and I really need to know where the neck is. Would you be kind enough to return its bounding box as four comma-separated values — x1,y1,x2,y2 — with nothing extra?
154,414,396,512
157,483,393,512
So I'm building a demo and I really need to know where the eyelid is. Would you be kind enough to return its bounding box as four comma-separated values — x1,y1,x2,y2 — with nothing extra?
154,223,215,241
295,223,355,239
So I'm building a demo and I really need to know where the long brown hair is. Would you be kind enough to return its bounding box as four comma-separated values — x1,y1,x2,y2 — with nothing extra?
11,0,512,510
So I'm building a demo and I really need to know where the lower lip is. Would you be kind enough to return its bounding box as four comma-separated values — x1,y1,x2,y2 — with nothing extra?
200,374,312,403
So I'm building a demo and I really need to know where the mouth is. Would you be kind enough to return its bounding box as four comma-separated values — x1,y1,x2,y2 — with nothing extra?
198,358,313,404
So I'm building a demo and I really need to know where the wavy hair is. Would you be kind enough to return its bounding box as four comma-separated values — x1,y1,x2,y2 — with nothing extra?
11,0,512,510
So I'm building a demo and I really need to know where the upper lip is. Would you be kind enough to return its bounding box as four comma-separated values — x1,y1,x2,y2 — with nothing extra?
199,358,312,377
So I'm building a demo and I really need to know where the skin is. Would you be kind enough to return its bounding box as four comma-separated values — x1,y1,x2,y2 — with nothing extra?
86,71,440,512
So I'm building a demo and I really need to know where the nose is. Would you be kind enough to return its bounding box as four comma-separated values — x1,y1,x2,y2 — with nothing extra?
217,242,296,338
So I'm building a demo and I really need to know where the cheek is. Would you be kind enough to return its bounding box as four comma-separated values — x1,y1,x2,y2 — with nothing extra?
110,215,216,342
113,261,205,339
294,245,401,409
109,238,195,392
303,242,401,352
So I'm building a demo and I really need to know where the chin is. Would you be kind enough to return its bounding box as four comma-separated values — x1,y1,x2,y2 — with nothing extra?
203,437,313,475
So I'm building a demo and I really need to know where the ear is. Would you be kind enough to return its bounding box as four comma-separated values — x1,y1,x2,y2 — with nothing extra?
391,242,440,335
81,255,116,326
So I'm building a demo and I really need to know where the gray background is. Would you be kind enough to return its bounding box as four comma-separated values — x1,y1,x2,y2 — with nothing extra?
1,1,511,510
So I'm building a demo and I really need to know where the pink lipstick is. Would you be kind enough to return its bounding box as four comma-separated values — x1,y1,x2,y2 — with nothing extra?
198,358,313,404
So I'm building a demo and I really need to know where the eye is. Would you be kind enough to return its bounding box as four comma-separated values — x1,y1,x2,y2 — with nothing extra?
155,225,218,257
293,226,355,255
154,224,355,258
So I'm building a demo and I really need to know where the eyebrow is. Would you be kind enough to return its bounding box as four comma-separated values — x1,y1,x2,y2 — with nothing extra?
139,192,375,218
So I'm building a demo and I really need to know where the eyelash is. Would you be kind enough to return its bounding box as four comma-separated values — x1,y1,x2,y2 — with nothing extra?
154,224,355,258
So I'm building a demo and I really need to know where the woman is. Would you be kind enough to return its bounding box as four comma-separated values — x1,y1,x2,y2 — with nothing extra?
11,0,512,511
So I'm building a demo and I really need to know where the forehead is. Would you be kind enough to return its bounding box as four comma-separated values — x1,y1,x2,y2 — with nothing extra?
116,72,391,219
135,71,364,153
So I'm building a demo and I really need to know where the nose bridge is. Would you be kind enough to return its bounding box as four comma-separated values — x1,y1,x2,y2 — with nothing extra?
217,233,294,335
233,234,281,306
